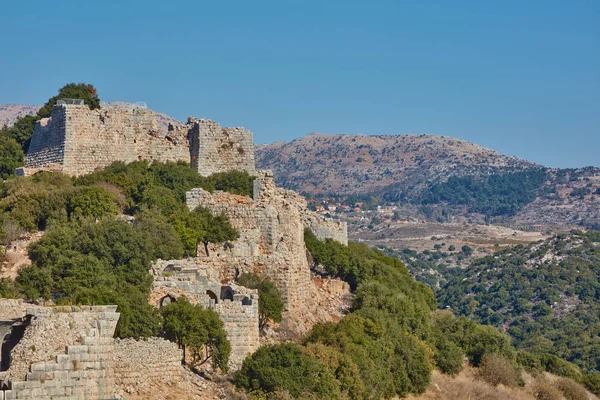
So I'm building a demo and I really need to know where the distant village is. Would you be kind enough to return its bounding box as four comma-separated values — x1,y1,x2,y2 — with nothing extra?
307,197,422,227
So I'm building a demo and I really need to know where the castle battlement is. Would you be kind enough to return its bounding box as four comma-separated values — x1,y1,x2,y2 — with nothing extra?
18,104,257,177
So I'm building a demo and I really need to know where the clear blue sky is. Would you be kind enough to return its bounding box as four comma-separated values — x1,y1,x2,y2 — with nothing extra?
1,0,598,168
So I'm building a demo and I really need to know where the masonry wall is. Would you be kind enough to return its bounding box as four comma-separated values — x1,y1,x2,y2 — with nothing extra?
189,118,256,177
186,172,325,333
24,104,190,176
114,337,183,395
304,213,349,246
0,304,120,400
150,262,260,369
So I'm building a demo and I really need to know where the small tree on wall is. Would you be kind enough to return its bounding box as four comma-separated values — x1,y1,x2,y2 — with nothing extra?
172,206,239,257
237,273,284,332
160,296,231,371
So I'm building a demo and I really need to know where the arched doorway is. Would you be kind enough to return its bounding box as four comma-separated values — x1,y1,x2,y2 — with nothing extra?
160,295,177,308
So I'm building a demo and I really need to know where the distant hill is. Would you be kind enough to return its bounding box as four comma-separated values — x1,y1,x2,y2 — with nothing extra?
438,230,600,373
256,133,600,228
0,104,39,128
255,133,536,197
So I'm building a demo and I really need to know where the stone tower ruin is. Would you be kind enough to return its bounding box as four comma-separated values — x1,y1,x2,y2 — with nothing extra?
18,103,257,177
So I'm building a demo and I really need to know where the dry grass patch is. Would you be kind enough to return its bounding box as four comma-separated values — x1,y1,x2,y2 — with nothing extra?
477,354,521,387
555,377,588,400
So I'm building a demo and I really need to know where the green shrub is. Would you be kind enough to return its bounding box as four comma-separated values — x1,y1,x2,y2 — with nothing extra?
18,218,166,339
233,343,340,398
516,351,542,372
432,310,514,367
539,354,582,381
67,186,119,220
303,343,365,400
582,373,600,396
0,136,24,179
432,333,464,375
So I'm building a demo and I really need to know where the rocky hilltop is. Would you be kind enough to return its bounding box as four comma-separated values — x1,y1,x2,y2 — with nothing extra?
0,104,38,127
256,133,536,197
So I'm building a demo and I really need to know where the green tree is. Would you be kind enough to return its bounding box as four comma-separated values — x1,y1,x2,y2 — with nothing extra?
161,297,231,371
37,82,100,118
173,206,238,257
18,219,160,339
0,136,24,179
236,273,284,331
195,206,239,256
133,209,184,260
67,186,119,220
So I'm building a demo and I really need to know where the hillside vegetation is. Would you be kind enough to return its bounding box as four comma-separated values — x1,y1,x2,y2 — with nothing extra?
439,231,600,374
0,161,252,343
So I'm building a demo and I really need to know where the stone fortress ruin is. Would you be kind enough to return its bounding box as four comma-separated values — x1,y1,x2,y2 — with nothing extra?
2,101,349,399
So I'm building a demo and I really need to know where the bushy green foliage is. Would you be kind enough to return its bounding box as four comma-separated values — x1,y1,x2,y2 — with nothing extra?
133,209,184,260
303,343,365,400
236,273,284,331
172,206,239,257
430,328,464,375
0,136,24,179
431,310,514,367
582,373,600,396
16,219,171,338
67,186,119,220
516,351,542,372
0,172,78,230
233,343,340,398
420,169,547,217
75,161,255,211
304,314,432,398
161,297,230,371
439,231,600,373
37,82,100,118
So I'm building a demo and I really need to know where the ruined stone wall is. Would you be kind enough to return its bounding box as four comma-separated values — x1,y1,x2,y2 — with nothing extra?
186,172,321,333
189,118,256,177
24,110,67,171
114,337,183,395
22,107,259,178
304,213,348,245
23,104,190,176
149,262,260,369
0,304,120,400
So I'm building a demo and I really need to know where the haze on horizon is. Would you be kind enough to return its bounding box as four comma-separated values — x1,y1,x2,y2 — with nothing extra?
0,0,598,169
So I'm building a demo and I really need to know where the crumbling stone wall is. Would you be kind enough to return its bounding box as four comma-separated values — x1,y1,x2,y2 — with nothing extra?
21,106,258,178
0,304,120,400
114,337,183,395
149,261,260,369
22,104,190,176
189,118,256,177
185,171,347,333
303,213,348,246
